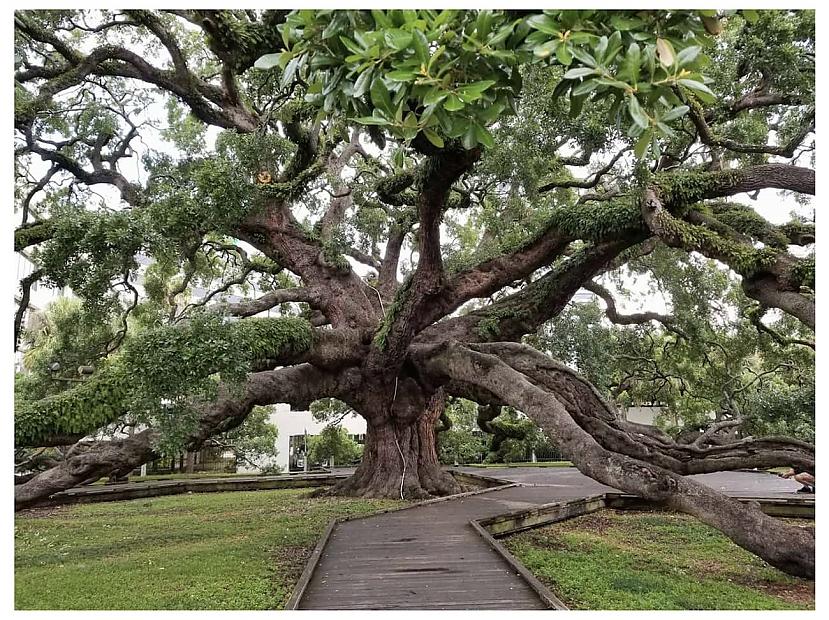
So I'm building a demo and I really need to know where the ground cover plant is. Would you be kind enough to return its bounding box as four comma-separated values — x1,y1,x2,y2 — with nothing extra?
504,509,814,610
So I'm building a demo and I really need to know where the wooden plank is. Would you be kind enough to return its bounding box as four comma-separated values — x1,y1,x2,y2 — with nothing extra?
284,518,337,610
470,519,569,610
480,494,607,537
604,492,815,519
40,473,350,507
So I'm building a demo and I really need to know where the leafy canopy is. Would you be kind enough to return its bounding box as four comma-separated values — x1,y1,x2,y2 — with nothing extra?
256,9,756,156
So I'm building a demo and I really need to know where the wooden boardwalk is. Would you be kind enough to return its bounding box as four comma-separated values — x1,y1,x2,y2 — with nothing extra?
297,468,810,610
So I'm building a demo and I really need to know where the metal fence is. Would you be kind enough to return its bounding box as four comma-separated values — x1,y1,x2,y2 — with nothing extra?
145,447,236,474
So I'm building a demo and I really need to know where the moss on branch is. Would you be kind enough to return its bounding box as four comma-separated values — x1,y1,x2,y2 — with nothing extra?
14,316,314,448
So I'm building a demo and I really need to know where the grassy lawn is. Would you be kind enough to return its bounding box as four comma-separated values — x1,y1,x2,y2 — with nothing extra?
464,461,573,468
504,509,814,610
15,488,404,610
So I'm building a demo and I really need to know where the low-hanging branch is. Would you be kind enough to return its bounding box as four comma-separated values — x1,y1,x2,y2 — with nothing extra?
414,340,814,578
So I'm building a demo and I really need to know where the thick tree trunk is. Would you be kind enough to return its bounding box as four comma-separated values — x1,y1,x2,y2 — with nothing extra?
185,451,196,474
328,389,461,499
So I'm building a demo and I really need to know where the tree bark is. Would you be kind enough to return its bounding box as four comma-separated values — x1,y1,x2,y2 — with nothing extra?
185,450,196,474
415,341,814,579
326,388,461,499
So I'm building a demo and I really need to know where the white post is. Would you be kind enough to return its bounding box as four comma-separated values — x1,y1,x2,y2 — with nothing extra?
303,429,308,473
140,464,147,477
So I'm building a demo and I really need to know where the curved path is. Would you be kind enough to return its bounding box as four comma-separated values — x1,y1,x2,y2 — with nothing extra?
297,467,809,610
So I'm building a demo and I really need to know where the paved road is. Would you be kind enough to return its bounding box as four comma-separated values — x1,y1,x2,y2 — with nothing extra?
455,466,809,497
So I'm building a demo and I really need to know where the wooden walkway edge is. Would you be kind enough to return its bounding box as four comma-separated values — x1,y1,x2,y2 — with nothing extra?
293,469,815,610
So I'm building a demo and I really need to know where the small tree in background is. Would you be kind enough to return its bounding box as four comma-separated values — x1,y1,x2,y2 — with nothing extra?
210,405,282,473
307,425,362,468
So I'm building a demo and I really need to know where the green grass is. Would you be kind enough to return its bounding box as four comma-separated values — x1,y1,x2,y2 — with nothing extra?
15,488,404,610
504,509,814,610
464,461,573,468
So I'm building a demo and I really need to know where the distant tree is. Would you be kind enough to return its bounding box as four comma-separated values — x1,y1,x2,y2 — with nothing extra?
437,398,486,465
209,405,281,473
307,425,362,468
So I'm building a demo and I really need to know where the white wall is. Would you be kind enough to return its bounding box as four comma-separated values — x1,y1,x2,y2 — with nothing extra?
623,406,662,426
236,404,367,473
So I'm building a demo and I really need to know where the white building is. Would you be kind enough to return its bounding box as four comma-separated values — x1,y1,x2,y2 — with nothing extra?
622,405,663,426
237,404,367,474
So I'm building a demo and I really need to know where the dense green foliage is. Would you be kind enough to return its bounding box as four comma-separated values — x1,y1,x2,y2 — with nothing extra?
15,309,313,450
261,9,746,155
307,425,363,468
216,405,282,472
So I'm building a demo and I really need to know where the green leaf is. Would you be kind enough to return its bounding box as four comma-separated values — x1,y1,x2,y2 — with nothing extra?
655,121,676,138
462,123,478,150
371,9,393,28
339,36,365,56
556,43,573,66
384,29,413,51
572,79,598,96
656,38,676,67
456,80,497,101
627,95,649,130
677,79,717,102
353,68,374,98
526,14,560,35
422,128,444,148
280,56,301,88
403,111,418,129
534,40,560,59
488,23,515,47
741,9,759,23
676,45,701,68
622,42,641,83
569,93,586,118
476,10,494,39
423,88,448,106
352,116,391,126
595,36,608,63
634,127,653,158
571,47,597,67
610,15,644,31
661,105,689,122
474,124,495,149
479,101,506,125
563,67,596,80
370,76,394,115
386,70,417,82
444,94,465,112
253,53,282,70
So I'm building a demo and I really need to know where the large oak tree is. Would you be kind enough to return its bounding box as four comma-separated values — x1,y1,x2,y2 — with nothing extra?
14,9,815,578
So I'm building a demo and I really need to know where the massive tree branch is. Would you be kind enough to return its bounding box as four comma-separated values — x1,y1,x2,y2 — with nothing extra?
367,148,480,370
642,188,815,329
414,341,814,578
14,363,360,509
686,94,814,158
15,13,258,132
